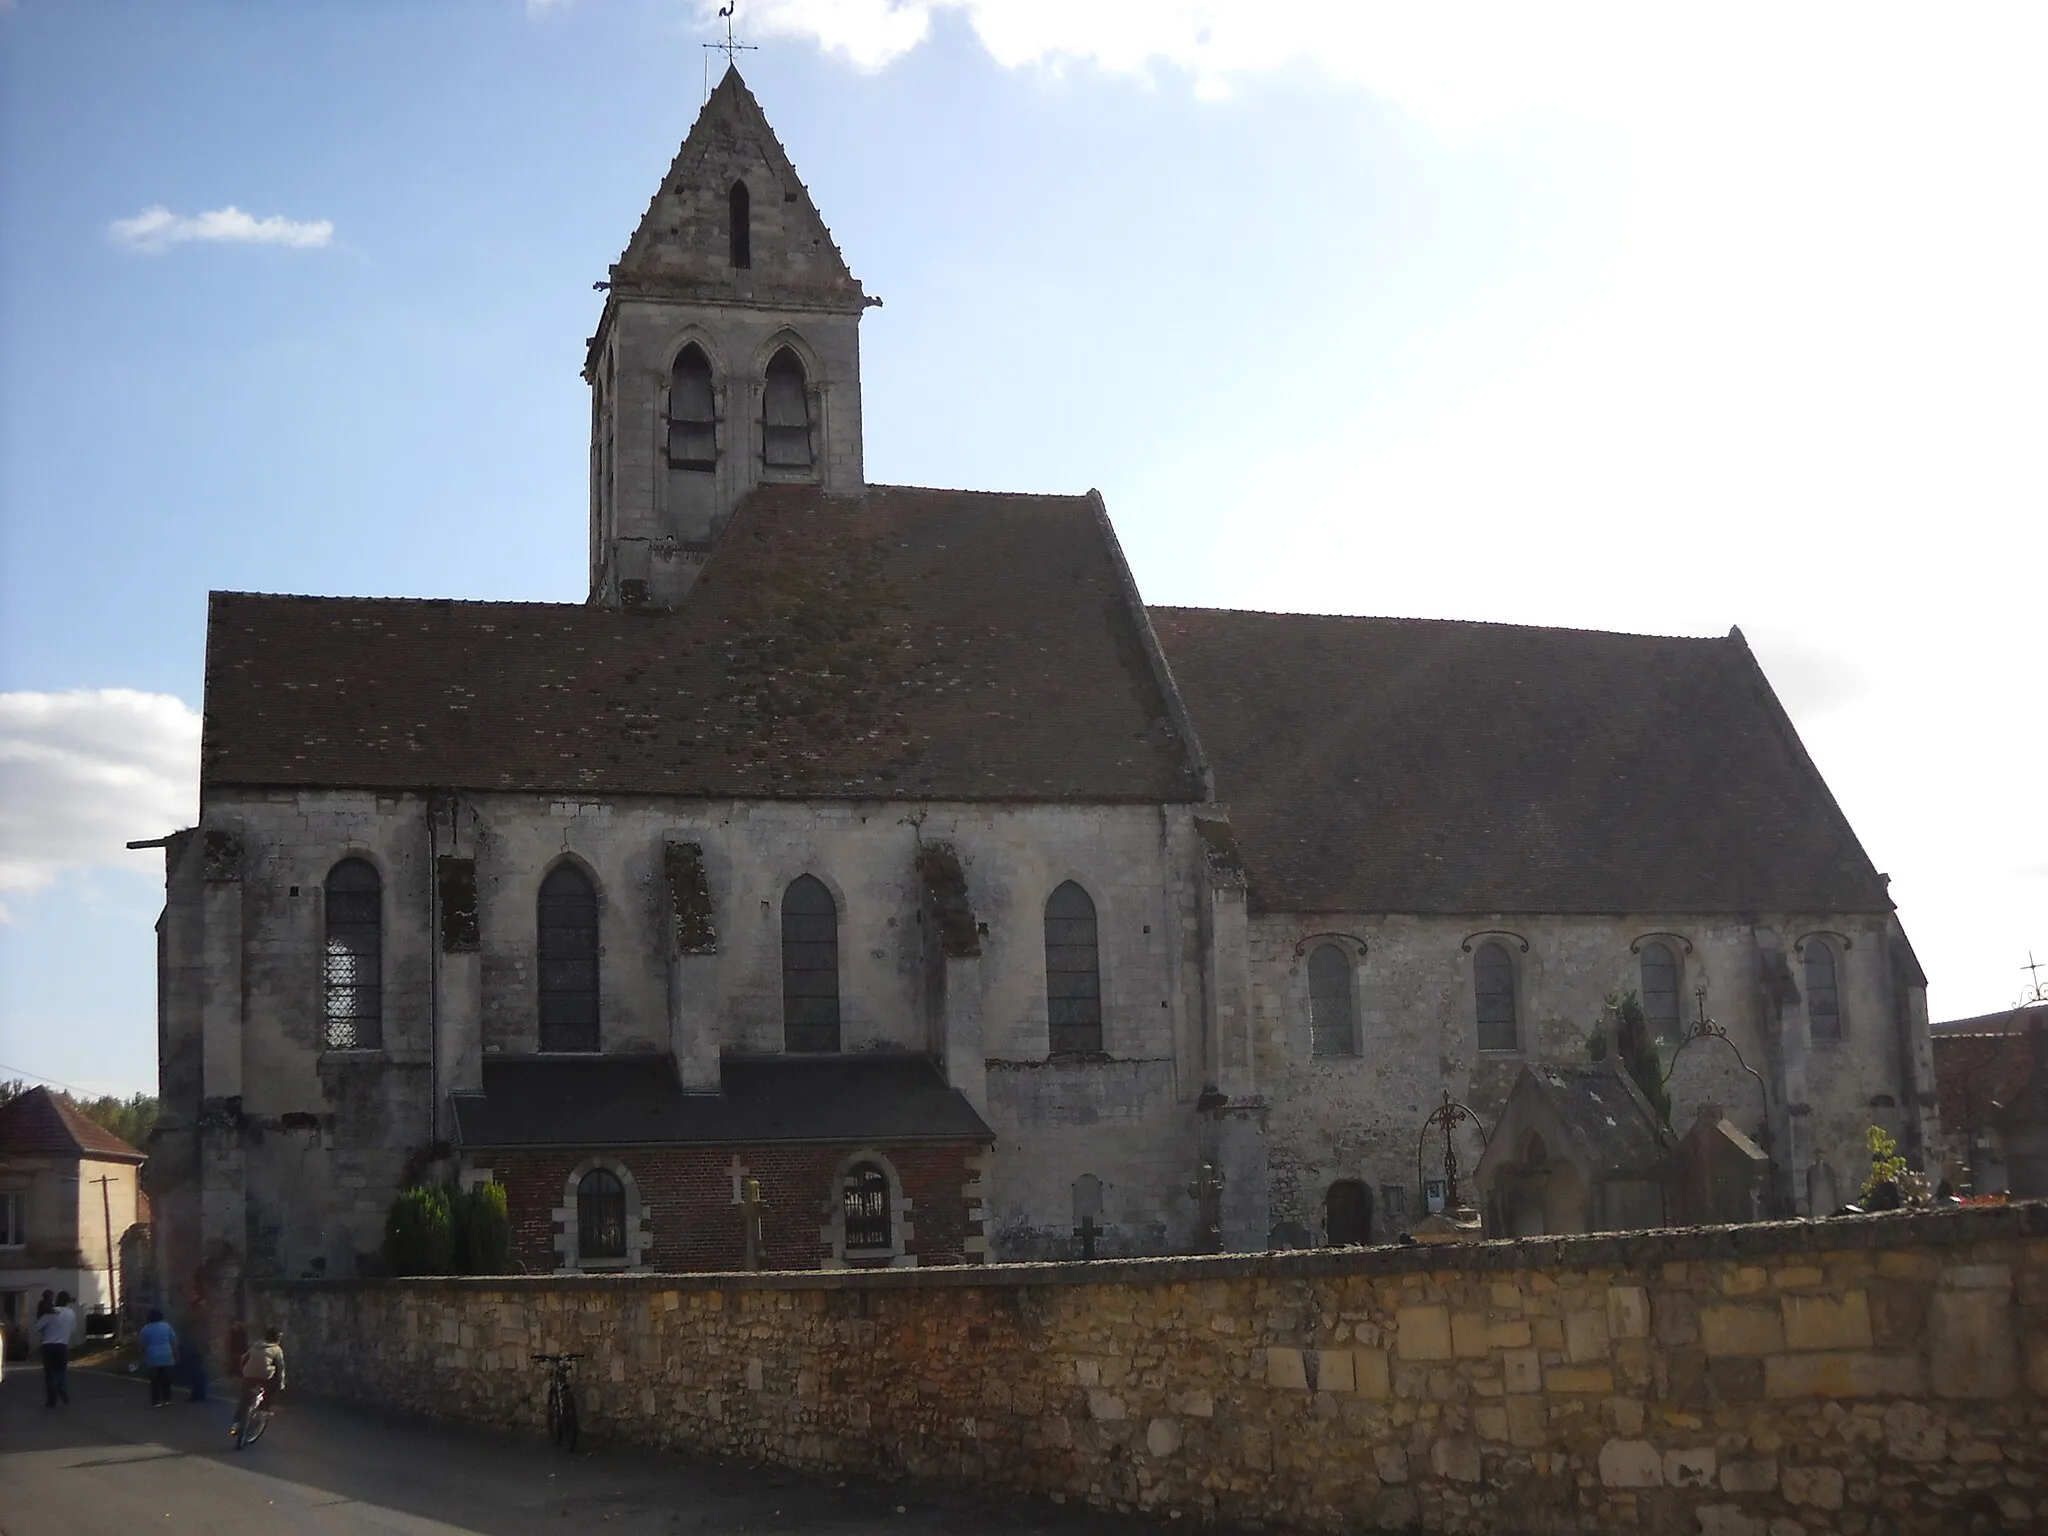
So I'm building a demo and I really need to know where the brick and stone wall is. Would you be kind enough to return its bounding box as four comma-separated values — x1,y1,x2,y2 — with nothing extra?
260,1204,2048,1535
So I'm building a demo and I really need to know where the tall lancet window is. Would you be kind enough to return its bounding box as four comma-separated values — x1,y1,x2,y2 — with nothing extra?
762,348,814,470
729,180,751,269
782,875,840,1053
538,864,600,1052
667,345,717,471
323,858,382,1050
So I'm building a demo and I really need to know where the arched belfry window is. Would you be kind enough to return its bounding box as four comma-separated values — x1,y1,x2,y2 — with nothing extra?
577,1168,627,1261
1639,940,1681,1038
1045,881,1103,1055
323,858,381,1049
667,344,716,471
1308,943,1356,1058
762,348,814,471
782,875,840,1052
1474,941,1518,1052
728,180,750,269
538,864,599,1052
1805,941,1843,1041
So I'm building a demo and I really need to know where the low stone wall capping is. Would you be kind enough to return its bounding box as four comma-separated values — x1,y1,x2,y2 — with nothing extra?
259,1205,2048,1534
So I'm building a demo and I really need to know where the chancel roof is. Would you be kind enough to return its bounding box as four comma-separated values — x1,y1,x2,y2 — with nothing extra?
203,484,1204,804
1150,608,1893,916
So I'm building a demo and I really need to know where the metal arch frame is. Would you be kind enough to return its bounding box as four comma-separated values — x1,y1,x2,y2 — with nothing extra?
1657,986,1771,1120
1293,931,1370,960
1628,931,1695,956
1791,930,1854,957
1459,929,1530,955
1414,1091,1491,1214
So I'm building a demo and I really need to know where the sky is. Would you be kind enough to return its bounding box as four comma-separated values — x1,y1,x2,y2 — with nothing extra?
1,1,2043,1097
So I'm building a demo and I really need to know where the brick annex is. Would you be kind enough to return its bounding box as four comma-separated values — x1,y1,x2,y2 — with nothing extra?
144,70,1938,1322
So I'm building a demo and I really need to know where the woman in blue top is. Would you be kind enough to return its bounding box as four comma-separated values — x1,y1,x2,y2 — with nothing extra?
139,1309,178,1407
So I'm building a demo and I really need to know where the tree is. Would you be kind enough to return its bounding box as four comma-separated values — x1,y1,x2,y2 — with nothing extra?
1593,991,1673,1130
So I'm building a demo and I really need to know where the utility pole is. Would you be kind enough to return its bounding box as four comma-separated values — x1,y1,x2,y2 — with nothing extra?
93,1175,120,1333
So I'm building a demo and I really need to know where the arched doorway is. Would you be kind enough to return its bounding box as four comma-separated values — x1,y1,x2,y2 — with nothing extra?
1325,1180,1373,1246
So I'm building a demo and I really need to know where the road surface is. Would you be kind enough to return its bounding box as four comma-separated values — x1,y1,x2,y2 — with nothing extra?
0,1358,1150,1536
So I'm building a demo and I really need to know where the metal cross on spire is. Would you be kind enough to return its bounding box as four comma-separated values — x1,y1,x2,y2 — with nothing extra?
705,2,759,69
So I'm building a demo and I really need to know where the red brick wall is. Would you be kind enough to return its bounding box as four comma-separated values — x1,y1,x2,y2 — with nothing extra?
482,1142,982,1273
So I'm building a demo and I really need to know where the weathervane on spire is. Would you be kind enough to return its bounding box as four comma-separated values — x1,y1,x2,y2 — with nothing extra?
705,2,758,69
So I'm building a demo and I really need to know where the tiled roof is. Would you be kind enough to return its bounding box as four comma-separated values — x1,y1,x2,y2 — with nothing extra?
0,1087,146,1163
1524,1063,1671,1177
1932,1005,2048,1034
1151,609,1893,916
1932,1023,2048,1134
450,1054,995,1150
203,484,1204,804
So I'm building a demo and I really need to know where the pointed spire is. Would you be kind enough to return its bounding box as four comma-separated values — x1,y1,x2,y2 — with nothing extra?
611,67,867,312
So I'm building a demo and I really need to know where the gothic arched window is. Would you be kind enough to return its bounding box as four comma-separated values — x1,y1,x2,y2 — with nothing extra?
841,1161,891,1252
1805,941,1843,1041
782,875,840,1052
667,344,716,471
1045,880,1102,1055
728,179,751,269
1308,942,1356,1058
1474,941,1518,1052
577,1168,627,1261
1639,940,1681,1039
323,858,382,1049
538,864,600,1052
762,347,813,470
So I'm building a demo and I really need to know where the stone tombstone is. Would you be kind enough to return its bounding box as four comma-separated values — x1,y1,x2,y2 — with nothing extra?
1667,1102,1771,1226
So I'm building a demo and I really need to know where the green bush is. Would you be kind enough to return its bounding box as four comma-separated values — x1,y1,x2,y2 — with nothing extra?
453,1181,512,1274
384,1185,455,1275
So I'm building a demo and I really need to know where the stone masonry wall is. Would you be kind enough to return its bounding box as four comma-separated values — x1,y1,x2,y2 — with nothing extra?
261,1204,2048,1535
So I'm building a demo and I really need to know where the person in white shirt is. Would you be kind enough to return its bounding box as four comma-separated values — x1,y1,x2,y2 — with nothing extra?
34,1294,72,1407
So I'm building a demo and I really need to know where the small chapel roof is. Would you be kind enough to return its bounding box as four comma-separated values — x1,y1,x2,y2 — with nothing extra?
1479,1062,1673,1183
202,483,1204,804
1150,607,1893,915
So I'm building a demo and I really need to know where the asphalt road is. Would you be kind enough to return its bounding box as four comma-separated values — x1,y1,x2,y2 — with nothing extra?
0,1359,1153,1536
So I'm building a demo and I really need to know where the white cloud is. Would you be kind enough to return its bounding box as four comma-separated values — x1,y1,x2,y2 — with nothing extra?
108,205,334,255
0,691,200,893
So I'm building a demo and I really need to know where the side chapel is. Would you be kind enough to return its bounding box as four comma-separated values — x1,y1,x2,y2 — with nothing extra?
146,71,1937,1306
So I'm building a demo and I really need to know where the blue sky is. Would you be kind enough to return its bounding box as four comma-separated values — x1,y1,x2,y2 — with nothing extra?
2,1,2044,1096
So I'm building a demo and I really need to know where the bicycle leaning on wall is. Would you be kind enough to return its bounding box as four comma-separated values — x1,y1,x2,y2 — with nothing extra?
530,1351,583,1452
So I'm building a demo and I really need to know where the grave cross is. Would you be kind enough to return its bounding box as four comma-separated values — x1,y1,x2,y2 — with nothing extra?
741,1176,763,1271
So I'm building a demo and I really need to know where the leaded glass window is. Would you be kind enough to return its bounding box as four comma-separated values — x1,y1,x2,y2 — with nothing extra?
323,858,382,1049
1805,942,1843,1041
782,875,840,1052
1640,940,1681,1038
1308,943,1356,1057
1045,881,1102,1055
1475,941,1518,1052
539,864,599,1052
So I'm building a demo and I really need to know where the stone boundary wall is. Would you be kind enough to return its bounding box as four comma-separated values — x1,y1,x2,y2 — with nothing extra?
258,1206,2048,1535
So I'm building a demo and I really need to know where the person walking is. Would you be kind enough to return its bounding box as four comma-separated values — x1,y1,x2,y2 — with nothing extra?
33,1296,71,1407
139,1309,179,1407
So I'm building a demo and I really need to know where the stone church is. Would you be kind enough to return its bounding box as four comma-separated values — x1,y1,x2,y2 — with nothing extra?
146,70,1936,1302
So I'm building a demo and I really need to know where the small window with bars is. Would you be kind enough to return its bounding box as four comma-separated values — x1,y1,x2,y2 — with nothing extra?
842,1162,891,1251
577,1168,627,1262
667,345,717,470
762,347,814,470
323,858,382,1049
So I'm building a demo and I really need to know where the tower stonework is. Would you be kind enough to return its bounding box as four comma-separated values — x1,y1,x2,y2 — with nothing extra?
586,68,874,609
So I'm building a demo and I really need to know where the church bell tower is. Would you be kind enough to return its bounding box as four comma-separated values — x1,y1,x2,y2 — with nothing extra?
585,68,875,609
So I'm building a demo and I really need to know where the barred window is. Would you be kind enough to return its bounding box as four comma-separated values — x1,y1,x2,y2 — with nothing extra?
762,347,813,470
323,858,382,1049
539,864,599,1052
1640,940,1681,1038
1805,942,1843,1041
1045,881,1102,1055
1475,941,1517,1052
1308,943,1356,1057
842,1161,890,1251
729,179,750,269
782,875,840,1052
577,1168,626,1261
667,344,716,470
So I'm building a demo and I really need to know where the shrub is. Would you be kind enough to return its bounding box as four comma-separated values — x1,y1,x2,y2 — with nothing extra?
1590,991,1672,1129
453,1181,512,1274
384,1185,455,1275
1861,1124,1931,1208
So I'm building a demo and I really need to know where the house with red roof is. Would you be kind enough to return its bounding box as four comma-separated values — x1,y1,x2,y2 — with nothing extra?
0,1087,147,1354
